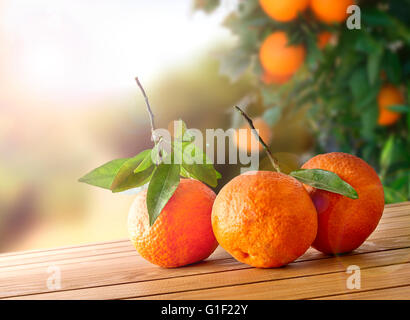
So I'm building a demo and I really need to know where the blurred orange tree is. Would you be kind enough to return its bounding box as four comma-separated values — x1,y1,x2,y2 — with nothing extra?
195,0,410,203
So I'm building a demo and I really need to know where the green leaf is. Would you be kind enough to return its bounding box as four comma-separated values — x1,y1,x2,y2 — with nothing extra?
407,112,410,132
306,34,323,68
171,119,194,142
261,88,280,107
290,169,359,199
388,105,410,113
360,105,378,141
111,149,154,193
237,0,259,17
380,135,395,173
362,9,393,27
79,158,129,190
134,150,154,174
262,107,282,127
385,51,402,84
356,84,380,110
384,186,407,204
150,143,166,165
219,47,251,83
182,144,220,188
349,67,368,101
367,50,383,85
146,162,181,226
180,166,193,179
192,0,220,14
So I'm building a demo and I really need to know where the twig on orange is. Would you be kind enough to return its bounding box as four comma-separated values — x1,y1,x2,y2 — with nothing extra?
135,77,162,164
135,77,158,143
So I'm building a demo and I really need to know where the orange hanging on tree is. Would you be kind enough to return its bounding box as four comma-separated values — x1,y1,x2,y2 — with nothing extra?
310,0,355,24
317,31,333,49
261,71,293,85
259,31,306,82
377,84,405,126
259,0,310,22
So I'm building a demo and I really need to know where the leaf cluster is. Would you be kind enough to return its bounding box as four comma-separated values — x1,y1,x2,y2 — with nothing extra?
79,120,221,225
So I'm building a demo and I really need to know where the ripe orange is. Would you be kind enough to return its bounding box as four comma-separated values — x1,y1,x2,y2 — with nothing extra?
234,117,272,153
377,84,404,126
317,31,332,49
128,179,218,268
259,31,306,77
310,0,355,24
212,171,318,268
302,152,385,255
259,0,309,22
261,71,293,85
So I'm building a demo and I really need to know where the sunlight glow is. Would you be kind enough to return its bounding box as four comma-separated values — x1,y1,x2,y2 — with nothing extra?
1,0,231,98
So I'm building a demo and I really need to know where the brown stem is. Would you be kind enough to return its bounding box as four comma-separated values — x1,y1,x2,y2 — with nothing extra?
235,106,281,173
135,77,157,143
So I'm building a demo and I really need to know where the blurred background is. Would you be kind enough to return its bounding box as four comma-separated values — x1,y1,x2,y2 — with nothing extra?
0,0,408,253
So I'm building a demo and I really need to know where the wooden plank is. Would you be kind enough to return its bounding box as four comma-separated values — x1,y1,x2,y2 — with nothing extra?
383,201,410,209
312,285,410,300
380,208,410,218
378,214,410,226
0,240,132,268
5,246,410,300
1,212,409,299
128,262,410,300
1,201,406,263
368,226,410,241
0,238,129,258
1,204,408,269
0,202,409,300
0,246,231,273
2,232,410,299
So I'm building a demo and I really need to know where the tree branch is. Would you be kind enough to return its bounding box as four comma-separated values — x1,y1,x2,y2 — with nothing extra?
135,77,157,143
235,106,281,173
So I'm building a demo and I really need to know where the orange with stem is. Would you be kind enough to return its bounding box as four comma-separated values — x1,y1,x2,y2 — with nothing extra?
212,107,317,268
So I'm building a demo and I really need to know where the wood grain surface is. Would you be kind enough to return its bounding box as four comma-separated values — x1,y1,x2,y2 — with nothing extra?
1,202,409,300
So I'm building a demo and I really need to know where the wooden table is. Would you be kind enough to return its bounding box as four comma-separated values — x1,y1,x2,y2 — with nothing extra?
1,202,410,300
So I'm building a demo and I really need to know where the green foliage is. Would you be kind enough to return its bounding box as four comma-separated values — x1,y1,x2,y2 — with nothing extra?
111,150,155,193
78,158,129,190
199,0,410,203
80,120,221,226
290,169,359,199
192,0,220,13
146,161,181,227
182,144,220,187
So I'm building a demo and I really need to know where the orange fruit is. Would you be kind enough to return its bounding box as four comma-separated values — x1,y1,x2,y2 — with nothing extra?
317,31,332,49
259,31,306,77
310,0,355,24
377,84,404,126
128,179,218,268
259,0,309,22
261,71,293,85
302,152,385,255
234,117,272,153
212,171,318,268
